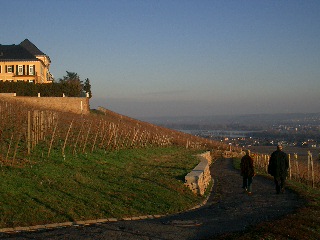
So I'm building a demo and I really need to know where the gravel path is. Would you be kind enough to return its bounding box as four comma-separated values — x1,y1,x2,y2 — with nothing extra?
0,158,305,240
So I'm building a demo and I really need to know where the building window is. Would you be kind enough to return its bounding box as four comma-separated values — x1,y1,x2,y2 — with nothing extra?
28,80,34,83
7,65,13,73
29,65,34,75
0,66,2,73
18,65,23,75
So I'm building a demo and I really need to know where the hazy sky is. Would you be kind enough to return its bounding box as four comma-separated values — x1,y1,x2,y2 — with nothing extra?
2,0,320,119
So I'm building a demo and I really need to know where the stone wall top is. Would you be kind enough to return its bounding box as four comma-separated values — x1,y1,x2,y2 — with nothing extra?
0,95,90,115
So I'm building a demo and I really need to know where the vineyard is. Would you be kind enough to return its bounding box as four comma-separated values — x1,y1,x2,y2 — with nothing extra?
2,96,319,189
0,97,228,167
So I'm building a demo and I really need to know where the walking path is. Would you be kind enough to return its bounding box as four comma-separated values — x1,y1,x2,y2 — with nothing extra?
0,158,305,240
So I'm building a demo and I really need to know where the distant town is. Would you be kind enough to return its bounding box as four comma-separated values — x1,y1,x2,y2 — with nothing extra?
145,112,320,151
188,117,320,149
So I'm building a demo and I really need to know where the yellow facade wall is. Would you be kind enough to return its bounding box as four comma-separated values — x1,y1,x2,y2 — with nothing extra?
0,57,51,83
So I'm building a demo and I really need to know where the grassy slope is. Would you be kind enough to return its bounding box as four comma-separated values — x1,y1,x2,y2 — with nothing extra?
4,103,319,238
0,147,204,228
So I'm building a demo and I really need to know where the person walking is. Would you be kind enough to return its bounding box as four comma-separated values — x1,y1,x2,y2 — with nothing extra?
240,150,255,195
268,144,289,194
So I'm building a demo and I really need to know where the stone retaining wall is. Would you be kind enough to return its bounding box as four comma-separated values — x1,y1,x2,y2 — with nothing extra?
184,151,212,195
0,94,90,115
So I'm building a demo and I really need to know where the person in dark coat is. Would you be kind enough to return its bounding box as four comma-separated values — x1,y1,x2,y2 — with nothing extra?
268,144,289,194
240,149,255,195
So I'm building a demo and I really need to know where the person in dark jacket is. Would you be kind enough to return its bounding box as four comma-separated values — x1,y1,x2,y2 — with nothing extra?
268,145,289,194
240,150,255,195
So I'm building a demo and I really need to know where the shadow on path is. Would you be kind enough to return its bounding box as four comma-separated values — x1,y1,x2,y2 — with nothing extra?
0,158,305,240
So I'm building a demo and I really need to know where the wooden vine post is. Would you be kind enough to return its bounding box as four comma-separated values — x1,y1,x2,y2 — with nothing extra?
5,133,14,163
82,121,92,153
99,121,109,148
27,111,31,155
62,120,74,157
48,120,58,157
12,132,22,166
73,120,84,155
91,120,101,152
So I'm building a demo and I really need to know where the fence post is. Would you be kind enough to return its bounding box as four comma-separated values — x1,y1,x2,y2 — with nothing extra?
288,154,291,180
308,151,314,188
308,151,311,182
265,154,268,173
294,153,299,181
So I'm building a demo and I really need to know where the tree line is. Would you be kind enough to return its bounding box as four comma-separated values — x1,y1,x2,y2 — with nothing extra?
0,71,92,98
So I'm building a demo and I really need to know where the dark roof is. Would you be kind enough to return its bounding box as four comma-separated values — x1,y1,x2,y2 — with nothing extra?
20,39,45,56
0,39,44,61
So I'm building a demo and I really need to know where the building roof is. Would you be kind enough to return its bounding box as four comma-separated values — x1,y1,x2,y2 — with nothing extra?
0,39,45,61
20,39,45,56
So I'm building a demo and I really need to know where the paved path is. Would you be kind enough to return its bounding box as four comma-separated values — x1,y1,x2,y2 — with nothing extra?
0,158,305,240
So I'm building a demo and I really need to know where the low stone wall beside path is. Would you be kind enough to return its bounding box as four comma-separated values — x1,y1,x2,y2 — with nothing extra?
184,151,213,196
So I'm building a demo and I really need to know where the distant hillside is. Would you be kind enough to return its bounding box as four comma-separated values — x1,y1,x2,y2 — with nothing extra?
142,112,320,130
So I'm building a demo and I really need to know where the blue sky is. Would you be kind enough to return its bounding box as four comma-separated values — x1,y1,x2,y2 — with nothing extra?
2,0,320,119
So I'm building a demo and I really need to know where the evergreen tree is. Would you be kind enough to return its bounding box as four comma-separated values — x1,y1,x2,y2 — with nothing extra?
83,78,92,98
